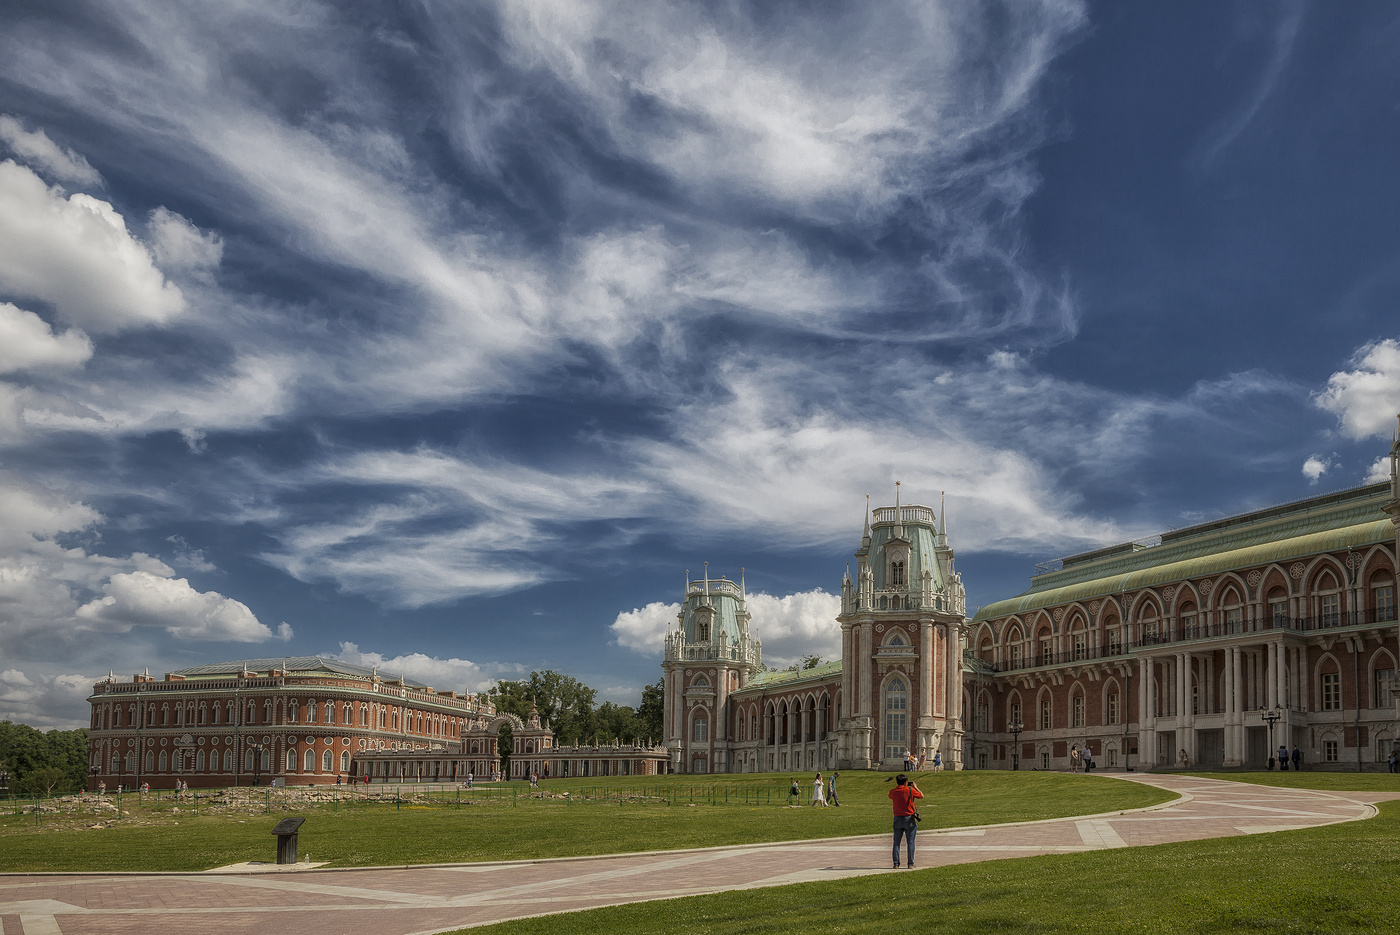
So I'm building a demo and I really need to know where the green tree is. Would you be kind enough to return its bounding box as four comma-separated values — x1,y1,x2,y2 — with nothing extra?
489,670,598,745
593,702,641,743
0,721,88,794
636,678,664,743
16,766,71,797
786,654,825,673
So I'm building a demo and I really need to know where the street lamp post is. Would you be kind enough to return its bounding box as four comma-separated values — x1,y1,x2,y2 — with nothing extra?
1009,720,1023,771
89,766,98,793
1262,706,1282,769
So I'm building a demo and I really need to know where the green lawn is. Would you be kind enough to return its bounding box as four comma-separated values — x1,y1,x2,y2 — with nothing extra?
1182,770,1400,792
462,796,1400,935
0,771,1170,872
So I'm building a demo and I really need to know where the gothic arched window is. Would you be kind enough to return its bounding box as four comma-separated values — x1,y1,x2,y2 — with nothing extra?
883,676,908,760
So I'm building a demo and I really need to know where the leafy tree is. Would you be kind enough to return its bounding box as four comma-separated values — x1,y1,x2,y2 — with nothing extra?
16,766,70,797
636,678,665,742
489,670,598,745
593,702,641,743
0,721,89,795
786,654,825,673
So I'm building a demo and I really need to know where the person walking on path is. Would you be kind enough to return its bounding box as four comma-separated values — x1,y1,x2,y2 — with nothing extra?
889,773,922,869
828,771,840,807
811,773,827,807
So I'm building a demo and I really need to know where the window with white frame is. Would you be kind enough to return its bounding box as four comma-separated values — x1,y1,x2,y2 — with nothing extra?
1323,739,1339,762
1269,597,1288,626
1009,701,1022,729
1073,632,1087,660
287,750,297,771
1321,593,1340,627
307,701,317,723
304,749,315,771
1107,692,1120,725
1375,669,1395,709
1072,694,1085,728
1224,607,1242,632
1039,698,1052,730
889,560,907,588
322,749,333,771
1322,672,1341,710
692,712,708,743
883,677,908,759
1038,637,1052,665
1040,750,1050,770
1376,586,1396,623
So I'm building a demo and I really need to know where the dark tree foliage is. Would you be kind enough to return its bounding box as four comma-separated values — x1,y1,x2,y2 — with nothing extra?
489,670,599,745
487,671,662,746
636,678,665,743
0,721,90,795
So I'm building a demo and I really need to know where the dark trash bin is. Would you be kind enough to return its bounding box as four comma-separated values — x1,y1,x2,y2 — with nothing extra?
272,817,306,865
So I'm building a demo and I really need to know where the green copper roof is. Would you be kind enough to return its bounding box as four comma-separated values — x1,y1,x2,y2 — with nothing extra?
170,656,432,689
869,519,945,591
741,659,843,691
974,483,1396,623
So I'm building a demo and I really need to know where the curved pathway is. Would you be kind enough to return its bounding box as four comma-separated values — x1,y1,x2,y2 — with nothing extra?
2,775,1397,935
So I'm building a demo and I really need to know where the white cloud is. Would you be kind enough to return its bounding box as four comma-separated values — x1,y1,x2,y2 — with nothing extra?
0,667,96,730
1316,339,1400,439
0,301,92,373
1301,455,1329,484
609,588,841,668
610,601,680,655
0,115,103,186
333,641,491,694
0,160,184,332
277,622,295,641
75,571,272,642
261,451,655,606
148,206,223,276
1365,457,1391,485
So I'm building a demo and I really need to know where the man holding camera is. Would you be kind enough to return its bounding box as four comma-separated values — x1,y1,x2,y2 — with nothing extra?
888,773,922,868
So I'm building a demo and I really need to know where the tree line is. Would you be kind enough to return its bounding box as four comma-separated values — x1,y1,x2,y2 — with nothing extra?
0,721,91,797
487,671,664,750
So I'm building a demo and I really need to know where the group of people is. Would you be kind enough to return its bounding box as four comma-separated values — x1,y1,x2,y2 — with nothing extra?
1275,745,1302,770
790,772,841,806
900,750,942,771
1069,746,1095,772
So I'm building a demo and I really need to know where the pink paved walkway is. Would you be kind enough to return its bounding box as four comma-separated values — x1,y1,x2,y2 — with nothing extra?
2,775,1396,935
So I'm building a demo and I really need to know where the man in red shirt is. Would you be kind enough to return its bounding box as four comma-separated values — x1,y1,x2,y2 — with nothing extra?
888,773,922,868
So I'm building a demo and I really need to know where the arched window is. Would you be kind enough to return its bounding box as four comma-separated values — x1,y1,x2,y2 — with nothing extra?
158,750,167,771
340,751,350,772
883,676,908,760
693,713,708,743
325,702,335,724
890,560,907,588
307,701,317,724
196,750,205,771
145,751,154,772
287,750,297,771
322,749,333,772
305,749,316,771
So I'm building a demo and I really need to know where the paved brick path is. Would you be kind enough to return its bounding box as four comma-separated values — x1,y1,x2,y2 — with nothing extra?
3,775,1396,935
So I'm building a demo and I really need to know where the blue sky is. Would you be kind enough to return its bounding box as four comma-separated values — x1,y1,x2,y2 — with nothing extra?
3,1,1399,728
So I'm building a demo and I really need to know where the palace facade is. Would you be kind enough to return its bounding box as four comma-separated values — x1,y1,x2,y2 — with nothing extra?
663,494,968,773
662,435,1400,773
86,657,669,788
